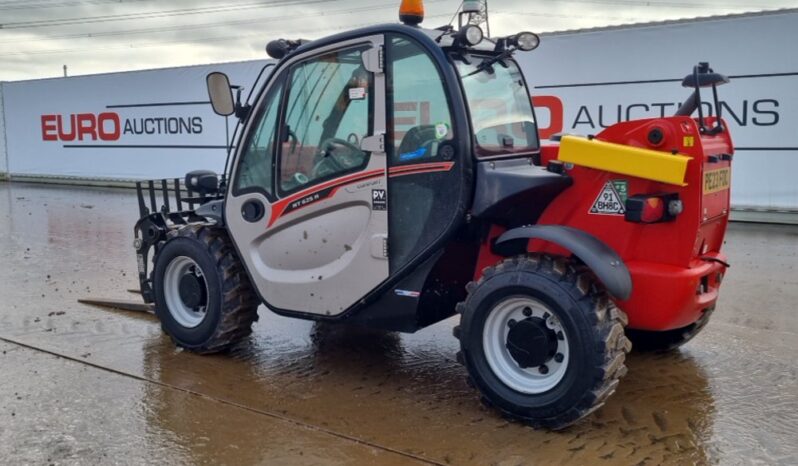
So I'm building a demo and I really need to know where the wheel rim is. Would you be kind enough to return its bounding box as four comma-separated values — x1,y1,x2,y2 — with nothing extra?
163,256,209,329
482,296,570,394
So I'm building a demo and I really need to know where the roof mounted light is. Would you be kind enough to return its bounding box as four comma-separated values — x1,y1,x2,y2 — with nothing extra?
511,32,540,51
399,0,424,26
266,38,308,59
456,25,484,47
266,40,289,59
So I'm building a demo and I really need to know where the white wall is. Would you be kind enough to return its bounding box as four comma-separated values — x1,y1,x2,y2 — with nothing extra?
0,83,7,177
0,10,795,211
2,60,269,181
518,9,798,211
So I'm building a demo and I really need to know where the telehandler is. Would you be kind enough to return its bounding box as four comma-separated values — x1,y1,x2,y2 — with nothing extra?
131,0,733,428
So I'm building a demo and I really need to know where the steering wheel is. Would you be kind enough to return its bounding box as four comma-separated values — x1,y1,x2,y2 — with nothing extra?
312,137,363,178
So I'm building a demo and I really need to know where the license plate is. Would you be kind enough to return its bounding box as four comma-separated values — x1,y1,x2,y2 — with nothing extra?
703,167,731,194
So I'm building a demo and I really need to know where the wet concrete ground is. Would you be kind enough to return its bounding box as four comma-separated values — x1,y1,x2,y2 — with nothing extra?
1,181,797,465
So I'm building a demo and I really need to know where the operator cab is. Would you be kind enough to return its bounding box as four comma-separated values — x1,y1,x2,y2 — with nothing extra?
206,0,544,328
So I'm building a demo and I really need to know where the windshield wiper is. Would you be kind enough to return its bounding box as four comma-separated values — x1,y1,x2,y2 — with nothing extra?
461,49,513,78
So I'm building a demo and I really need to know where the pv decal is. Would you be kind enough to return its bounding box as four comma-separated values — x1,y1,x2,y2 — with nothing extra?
372,189,387,211
590,180,628,215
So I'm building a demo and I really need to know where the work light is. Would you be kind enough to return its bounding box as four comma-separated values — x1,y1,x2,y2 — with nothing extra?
514,32,540,51
457,25,484,47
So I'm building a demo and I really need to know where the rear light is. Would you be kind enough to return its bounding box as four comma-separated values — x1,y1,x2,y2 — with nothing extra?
625,193,681,223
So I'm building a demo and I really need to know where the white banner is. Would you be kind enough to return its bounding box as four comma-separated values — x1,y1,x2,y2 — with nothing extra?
518,10,798,211
1,10,796,211
2,60,269,180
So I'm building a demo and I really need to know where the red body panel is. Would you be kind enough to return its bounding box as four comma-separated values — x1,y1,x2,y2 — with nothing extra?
476,116,734,331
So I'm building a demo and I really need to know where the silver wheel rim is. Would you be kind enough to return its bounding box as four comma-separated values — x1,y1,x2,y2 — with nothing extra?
163,256,208,329
482,296,570,394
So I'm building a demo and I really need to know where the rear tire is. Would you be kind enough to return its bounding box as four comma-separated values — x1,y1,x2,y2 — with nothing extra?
454,255,631,430
153,224,259,354
626,307,713,352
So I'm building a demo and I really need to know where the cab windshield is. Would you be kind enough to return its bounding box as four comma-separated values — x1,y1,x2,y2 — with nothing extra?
454,55,539,157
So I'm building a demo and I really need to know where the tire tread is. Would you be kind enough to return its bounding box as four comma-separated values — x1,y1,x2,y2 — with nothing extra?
456,254,631,430
161,224,259,354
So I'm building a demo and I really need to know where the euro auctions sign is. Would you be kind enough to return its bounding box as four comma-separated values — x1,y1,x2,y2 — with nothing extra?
40,112,203,142
518,10,798,211
41,112,122,142
529,94,780,142
3,60,269,180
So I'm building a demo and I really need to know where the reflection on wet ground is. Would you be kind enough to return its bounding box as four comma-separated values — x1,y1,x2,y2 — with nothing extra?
1,182,797,465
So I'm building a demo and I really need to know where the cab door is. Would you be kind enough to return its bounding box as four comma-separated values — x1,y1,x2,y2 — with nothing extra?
225,35,388,317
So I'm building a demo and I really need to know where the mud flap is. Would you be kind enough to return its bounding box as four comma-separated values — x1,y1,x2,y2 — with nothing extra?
493,225,632,300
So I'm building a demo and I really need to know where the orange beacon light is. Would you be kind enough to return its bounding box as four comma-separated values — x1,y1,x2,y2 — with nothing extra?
399,0,424,25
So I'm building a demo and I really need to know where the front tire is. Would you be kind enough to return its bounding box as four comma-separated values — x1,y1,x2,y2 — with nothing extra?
153,225,259,354
454,255,631,429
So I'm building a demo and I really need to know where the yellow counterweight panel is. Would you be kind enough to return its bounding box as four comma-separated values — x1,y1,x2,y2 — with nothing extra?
558,135,690,186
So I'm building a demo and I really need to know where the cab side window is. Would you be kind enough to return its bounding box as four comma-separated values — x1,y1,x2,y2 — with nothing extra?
386,35,459,272
389,37,453,164
234,80,284,196
278,46,373,193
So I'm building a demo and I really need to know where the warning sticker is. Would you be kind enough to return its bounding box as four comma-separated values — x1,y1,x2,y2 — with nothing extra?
590,180,627,215
611,180,628,203
434,122,449,140
348,87,366,100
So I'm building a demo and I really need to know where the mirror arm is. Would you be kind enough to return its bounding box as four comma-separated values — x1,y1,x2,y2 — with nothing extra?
682,63,726,135
692,66,707,132
231,86,251,120
707,83,725,135
234,104,251,120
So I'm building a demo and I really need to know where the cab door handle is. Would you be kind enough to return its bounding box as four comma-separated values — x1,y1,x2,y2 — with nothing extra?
241,199,265,223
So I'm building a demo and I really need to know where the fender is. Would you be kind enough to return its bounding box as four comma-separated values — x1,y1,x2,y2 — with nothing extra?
493,225,632,300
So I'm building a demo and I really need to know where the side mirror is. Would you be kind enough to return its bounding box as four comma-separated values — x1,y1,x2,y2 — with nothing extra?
206,72,235,116
681,62,729,88
681,72,729,88
185,170,219,195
